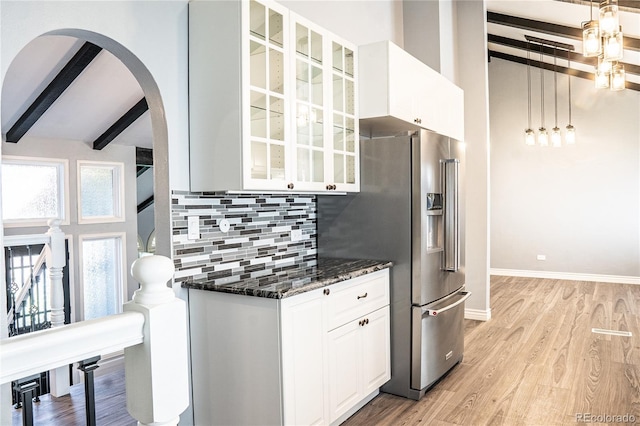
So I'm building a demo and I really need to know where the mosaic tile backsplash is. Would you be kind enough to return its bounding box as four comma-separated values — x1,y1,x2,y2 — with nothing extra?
171,191,317,284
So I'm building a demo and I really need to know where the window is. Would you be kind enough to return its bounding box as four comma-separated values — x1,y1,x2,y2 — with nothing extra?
1,156,69,227
77,161,124,223
80,234,125,320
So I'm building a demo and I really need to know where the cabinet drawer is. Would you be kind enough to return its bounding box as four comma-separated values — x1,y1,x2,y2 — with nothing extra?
325,269,389,331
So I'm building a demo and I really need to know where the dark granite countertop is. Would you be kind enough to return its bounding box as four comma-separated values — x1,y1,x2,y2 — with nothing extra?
182,258,393,299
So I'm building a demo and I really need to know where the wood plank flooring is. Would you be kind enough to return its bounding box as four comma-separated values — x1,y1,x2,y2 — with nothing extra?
343,276,640,426
11,276,640,425
11,369,134,426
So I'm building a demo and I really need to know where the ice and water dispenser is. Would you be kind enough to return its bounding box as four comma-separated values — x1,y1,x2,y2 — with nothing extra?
425,193,443,252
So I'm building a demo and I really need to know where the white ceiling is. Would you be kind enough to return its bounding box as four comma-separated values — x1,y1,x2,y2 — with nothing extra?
1,34,152,149
1,1,638,151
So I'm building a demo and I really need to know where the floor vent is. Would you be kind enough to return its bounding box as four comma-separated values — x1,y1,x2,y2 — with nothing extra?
591,328,632,337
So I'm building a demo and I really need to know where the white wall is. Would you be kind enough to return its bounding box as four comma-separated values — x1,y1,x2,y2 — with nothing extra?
489,58,640,280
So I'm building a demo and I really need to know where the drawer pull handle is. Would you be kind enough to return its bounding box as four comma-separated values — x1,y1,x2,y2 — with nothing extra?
357,292,368,300
359,318,369,326
323,288,330,296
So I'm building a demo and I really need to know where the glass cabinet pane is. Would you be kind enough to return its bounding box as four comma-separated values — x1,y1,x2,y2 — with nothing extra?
297,148,310,182
345,79,354,115
311,31,322,63
346,155,355,184
270,144,285,180
251,141,268,179
250,0,266,39
345,48,354,76
334,153,344,182
346,117,355,152
296,60,309,101
269,9,283,46
332,42,343,71
297,104,310,145
250,41,266,88
270,48,284,93
270,96,285,140
250,91,267,138
313,151,324,182
311,65,323,105
333,76,343,112
312,108,323,147
333,114,344,151
296,23,308,56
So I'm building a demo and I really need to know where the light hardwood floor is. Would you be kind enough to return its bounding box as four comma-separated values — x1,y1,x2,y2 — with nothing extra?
344,275,640,425
11,275,640,425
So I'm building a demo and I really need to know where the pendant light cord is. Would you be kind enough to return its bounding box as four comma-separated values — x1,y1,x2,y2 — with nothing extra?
553,46,558,127
567,49,572,125
527,41,532,129
539,43,545,128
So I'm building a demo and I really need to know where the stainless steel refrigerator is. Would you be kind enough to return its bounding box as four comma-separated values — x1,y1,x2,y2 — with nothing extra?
317,129,469,400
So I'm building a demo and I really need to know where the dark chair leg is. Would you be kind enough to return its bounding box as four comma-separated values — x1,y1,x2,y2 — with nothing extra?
77,356,101,426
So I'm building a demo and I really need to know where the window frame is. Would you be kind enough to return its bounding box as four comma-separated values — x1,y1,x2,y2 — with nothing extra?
76,160,126,224
1,155,70,228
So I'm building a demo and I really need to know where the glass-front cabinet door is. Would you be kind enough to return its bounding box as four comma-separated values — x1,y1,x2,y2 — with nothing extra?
244,0,291,190
292,15,328,192
331,40,359,192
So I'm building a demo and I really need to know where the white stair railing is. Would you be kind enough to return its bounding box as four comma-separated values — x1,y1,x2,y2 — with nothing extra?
0,255,189,426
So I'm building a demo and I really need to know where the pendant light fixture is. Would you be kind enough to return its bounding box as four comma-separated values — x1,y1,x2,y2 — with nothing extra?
537,43,548,147
599,0,619,35
610,62,626,91
524,41,535,146
565,49,576,145
582,0,601,57
551,47,562,148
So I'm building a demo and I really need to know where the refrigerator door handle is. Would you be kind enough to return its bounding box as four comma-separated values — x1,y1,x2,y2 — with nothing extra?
442,158,460,272
423,291,471,316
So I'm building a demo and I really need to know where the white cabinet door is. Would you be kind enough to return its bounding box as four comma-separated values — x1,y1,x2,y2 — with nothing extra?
281,290,327,425
327,319,361,422
360,306,391,396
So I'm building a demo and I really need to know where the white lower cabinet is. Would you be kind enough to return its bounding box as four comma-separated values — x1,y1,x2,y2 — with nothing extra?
327,306,391,422
189,269,390,425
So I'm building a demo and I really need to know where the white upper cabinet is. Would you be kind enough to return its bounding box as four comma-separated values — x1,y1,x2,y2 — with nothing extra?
189,0,359,193
359,40,464,141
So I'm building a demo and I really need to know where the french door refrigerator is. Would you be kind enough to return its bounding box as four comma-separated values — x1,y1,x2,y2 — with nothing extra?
317,129,469,400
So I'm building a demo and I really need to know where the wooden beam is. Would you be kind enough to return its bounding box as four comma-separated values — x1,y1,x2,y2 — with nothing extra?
487,11,640,51
92,98,148,150
137,195,154,214
6,42,102,143
488,50,640,92
136,166,151,177
136,147,153,166
488,34,640,76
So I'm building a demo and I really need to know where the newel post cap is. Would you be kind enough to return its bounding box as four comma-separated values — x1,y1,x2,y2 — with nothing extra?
130,255,175,305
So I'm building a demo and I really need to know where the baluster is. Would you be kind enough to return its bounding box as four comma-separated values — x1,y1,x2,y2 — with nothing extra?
13,374,39,426
45,218,70,397
78,356,100,426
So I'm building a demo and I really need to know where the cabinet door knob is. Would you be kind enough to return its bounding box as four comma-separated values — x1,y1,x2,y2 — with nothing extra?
357,292,368,300
414,118,422,124
365,318,369,325
326,184,332,190
332,184,337,190
287,183,294,190
323,288,330,296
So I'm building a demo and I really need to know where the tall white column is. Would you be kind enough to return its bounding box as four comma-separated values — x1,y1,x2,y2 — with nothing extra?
45,218,71,397
125,255,189,426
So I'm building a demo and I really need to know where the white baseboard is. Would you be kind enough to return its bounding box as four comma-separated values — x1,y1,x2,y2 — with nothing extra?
490,269,640,285
465,308,491,321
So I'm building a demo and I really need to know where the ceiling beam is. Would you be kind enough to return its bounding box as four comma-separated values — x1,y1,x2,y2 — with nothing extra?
488,50,640,92
488,34,640,76
487,11,640,52
92,98,148,150
5,42,103,143
136,147,153,177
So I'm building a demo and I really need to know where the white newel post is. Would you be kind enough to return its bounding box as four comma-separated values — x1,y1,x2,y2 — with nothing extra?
46,218,70,397
124,255,189,426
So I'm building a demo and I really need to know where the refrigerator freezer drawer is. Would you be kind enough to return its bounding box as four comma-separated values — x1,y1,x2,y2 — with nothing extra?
411,289,467,391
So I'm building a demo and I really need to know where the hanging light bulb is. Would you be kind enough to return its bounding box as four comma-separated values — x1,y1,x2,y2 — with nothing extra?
595,66,610,88
524,41,535,146
599,0,619,35
582,1,601,57
598,55,613,73
610,63,625,91
565,49,576,145
603,27,624,61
